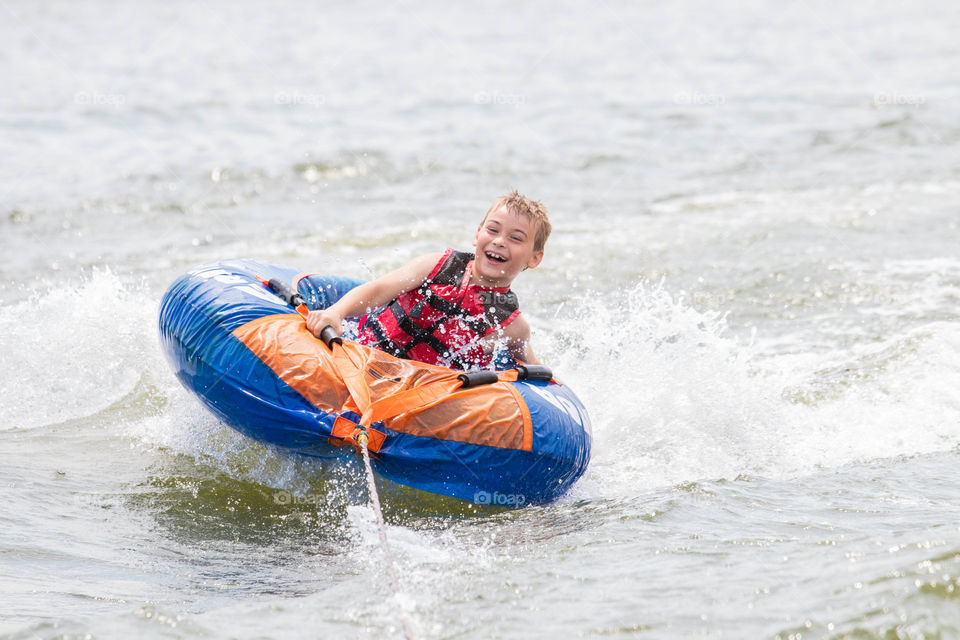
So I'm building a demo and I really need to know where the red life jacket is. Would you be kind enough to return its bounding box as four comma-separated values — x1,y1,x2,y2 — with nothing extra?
356,249,521,370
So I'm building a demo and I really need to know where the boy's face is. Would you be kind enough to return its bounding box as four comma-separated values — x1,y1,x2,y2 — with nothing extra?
472,205,544,287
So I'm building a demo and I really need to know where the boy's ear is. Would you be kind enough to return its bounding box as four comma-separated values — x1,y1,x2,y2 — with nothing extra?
526,250,544,270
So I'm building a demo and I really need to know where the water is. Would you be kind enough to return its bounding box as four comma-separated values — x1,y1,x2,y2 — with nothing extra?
3,1,960,637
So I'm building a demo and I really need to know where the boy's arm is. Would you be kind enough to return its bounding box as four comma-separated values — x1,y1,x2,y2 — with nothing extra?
500,314,541,365
305,253,443,339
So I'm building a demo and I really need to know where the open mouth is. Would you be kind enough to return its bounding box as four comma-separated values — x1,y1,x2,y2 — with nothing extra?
485,251,507,263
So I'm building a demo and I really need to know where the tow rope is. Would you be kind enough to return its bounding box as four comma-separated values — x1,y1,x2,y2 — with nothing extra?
256,275,556,639
355,426,415,640
257,277,415,639
318,330,417,639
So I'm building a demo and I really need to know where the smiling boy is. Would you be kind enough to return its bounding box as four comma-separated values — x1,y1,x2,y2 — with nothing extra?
305,190,551,369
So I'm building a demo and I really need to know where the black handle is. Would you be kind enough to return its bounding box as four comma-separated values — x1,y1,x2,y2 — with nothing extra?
319,325,342,350
457,365,553,389
266,277,304,308
516,365,553,382
457,371,499,388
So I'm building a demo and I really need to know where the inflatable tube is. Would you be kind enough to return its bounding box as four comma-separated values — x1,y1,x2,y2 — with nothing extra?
158,260,592,505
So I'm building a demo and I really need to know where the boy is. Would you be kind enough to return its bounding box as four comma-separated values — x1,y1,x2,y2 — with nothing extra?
305,190,551,370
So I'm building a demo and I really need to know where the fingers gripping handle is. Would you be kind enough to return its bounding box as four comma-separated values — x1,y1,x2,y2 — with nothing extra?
258,275,340,348
319,325,342,350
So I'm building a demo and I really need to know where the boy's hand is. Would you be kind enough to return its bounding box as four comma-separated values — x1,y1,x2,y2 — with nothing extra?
300,252,441,341
306,309,344,339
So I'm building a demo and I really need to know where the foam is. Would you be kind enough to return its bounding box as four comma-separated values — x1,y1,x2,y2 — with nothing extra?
10,270,960,504
0,270,345,501
540,280,960,496
0,269,157,431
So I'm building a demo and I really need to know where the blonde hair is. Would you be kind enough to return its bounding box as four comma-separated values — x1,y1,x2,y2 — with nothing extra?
485,190,552,252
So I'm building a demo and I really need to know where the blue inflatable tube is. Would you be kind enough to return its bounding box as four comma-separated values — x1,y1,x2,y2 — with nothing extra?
158,260,591,505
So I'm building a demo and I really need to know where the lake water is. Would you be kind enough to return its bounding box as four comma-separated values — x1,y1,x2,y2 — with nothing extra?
3,1,960,638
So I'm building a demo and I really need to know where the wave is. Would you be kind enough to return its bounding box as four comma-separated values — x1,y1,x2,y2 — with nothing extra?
0,269,158,431
5,270,960,507
543,280,960,496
